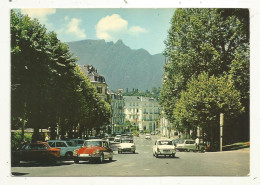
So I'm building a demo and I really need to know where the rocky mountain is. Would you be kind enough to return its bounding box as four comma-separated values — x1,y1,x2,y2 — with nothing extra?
67,39,165,91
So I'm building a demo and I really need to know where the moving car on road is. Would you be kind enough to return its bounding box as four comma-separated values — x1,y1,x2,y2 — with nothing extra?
153,139,176,158
114,135,121,142
12,141,60,165
118,139,136,154
145,133,151,139
73,139,113,163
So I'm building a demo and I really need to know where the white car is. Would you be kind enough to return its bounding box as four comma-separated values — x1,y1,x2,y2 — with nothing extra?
145,134,151,139
153,139,176,158
176,139,196,152
114,135,121,142
118,139,136,154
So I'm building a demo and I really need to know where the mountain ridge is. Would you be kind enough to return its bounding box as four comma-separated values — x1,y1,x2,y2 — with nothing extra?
67,39,165,91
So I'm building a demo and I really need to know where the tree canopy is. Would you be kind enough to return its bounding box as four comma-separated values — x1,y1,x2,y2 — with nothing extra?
159,8,249,144
11,11,111,141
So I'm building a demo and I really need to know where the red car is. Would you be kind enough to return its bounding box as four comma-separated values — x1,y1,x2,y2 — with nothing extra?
12,141,60,165
73,139,113,163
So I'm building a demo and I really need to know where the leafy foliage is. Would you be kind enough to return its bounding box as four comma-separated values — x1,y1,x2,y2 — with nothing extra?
11,11,111,141
159,9,249,144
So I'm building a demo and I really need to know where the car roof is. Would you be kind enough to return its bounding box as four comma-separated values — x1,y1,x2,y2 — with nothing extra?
85,139,106,142
156,139,172,141
47,140,68,142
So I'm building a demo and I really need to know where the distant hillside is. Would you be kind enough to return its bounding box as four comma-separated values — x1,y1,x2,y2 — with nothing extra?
67,39,165,91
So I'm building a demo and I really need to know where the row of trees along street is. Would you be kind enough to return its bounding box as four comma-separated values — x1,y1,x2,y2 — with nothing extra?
159,9,249,148
11,11,111,143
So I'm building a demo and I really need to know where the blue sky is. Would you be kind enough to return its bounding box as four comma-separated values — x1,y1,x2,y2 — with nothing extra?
18,8,175,55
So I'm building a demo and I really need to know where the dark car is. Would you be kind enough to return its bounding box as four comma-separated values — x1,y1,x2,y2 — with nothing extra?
12,141,60,165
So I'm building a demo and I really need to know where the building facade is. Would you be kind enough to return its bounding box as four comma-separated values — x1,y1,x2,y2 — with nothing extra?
123,96,160,132
79,64,108,101
107,89,125,133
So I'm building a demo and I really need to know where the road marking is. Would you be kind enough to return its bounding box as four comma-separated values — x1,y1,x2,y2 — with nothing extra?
144,169,151,171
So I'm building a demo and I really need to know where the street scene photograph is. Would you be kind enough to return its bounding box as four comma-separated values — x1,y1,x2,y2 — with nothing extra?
8,7,252,180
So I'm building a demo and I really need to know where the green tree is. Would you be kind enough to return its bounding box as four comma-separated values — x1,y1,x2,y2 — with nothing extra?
174,72,243,143
159,8,249,142
11,11,111,141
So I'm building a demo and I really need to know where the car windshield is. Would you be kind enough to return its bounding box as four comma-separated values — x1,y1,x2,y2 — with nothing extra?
84,141,102,147
158,141,173,145
121,140,133,143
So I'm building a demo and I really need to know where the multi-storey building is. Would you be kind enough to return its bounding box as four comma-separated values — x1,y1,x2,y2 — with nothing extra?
107,89,125,133
123,96,160,132
79,64,108,101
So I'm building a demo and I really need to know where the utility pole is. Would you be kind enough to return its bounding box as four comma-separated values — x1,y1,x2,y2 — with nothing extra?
220,113,224,151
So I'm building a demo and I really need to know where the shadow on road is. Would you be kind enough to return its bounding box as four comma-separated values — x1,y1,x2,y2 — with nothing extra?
11,161,73,167
118,152,139,155
154,156,180,159
12,172,29,176
75,159,117,165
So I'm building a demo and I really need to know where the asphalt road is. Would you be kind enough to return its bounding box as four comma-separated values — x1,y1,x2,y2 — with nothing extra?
11,135,249,176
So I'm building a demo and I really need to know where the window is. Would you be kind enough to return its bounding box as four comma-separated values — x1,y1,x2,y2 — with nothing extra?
56,142,67,147
97,87,102,93
48,142,55,147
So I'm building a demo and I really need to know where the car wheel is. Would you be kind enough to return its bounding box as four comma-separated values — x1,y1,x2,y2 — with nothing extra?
155,153,158,158
74,159,79,164
99,154,104,163
109,157,112,161
65,152,73,159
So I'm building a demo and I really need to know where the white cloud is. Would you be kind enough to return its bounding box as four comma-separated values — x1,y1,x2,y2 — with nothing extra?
65,18,86,39
96,14,147,41
21,9,56,23
129,26,147,35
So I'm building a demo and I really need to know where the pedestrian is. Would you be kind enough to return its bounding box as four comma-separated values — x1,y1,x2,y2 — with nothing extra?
195,137,200,150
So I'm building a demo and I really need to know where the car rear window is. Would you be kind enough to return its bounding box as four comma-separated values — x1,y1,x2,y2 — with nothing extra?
66,141,76,146
158,141,173,145
121,140,133,143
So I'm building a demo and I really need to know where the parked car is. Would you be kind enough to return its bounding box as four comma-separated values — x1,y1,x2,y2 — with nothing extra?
176,139,196,152
47,140,80,159
172,139,180,146
153,139,176,158
114,135,121,142
70,139,86,147
145,133,151,139
12,141,60,165
118,139,136,154
73,139,113,163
